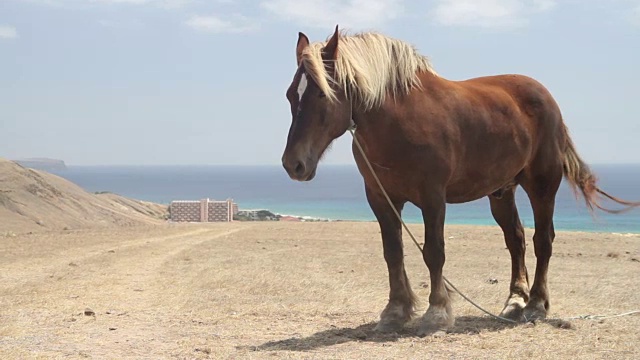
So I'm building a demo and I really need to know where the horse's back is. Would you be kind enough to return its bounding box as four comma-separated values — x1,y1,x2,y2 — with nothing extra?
463,74,560,116
436,73,566,202
460,73,567,158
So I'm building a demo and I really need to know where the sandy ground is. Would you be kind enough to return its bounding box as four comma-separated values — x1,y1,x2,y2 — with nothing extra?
1,221,639,359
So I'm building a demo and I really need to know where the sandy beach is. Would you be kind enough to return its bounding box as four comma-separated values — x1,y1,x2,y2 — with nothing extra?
1,221,639,359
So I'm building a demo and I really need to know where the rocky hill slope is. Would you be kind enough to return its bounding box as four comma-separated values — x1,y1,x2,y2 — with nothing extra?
0,158,167,234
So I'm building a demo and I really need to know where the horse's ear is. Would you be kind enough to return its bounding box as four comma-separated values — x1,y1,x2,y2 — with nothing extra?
323,25,339,60
296,32,310,66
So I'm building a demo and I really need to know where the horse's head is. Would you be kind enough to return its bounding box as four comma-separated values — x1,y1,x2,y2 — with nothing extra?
281,26,352,181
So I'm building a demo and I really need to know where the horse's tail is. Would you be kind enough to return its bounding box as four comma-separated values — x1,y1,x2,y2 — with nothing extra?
562,125,640,214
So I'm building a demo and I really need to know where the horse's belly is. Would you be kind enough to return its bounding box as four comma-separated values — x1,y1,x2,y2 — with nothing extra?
445,162,525,203
445,127,532,203
445,183,505,203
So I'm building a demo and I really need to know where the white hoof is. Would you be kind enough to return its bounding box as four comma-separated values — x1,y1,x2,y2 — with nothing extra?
417,304,454,336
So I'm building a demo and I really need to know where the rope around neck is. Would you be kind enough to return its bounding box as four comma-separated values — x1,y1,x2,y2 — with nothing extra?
348,127,639,325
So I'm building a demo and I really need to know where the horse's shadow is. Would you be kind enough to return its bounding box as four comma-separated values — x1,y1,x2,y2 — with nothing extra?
239,315,521,352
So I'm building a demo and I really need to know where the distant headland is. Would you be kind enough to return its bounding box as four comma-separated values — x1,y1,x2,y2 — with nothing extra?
13,158,67,171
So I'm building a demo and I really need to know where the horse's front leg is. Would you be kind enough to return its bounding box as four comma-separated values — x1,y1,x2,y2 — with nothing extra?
418,191,454,335
365,186,417,333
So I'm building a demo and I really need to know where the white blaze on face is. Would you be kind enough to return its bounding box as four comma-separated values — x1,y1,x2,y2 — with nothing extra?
297,73,308,101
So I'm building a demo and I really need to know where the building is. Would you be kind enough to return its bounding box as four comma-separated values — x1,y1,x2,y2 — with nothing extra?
170,198,238,222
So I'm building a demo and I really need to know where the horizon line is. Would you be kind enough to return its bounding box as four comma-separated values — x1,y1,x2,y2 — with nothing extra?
60,162,640,167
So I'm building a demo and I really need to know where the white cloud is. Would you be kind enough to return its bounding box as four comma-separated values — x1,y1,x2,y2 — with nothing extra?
94,0,192,8
532,0,556,12
432,0,556,29
0,25,18,40
260,0,402,29
16,0,193,8
96,0,150,3
185,14,258,33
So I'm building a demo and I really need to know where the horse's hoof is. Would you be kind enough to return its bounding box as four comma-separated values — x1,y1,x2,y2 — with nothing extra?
375,302,411,333
417,305,454,336
499,298,526,321
373,320,404,333
417,326,448,338
521,303,547,323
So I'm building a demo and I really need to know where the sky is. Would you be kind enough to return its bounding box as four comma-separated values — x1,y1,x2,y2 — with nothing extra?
0,0,639,166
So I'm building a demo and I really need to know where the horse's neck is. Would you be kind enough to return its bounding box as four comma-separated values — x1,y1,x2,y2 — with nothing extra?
353,70,445,117
352,102,402,141
351,71,449,138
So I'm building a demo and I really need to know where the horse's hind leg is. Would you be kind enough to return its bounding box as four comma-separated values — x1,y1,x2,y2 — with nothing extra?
365,186,417,332
520,165,562,321
489,187,530,320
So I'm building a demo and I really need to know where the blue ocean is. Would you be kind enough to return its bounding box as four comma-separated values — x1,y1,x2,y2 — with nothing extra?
49,165,640,233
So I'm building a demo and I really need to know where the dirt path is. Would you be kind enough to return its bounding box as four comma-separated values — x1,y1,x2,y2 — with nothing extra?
1,222,639,359
0,224,252,358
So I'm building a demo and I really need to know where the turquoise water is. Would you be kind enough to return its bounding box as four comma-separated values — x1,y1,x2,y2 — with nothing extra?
50,164,640,233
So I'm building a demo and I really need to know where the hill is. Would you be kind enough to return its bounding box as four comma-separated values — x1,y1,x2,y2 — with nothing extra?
0,158,167,234
13,157,67,171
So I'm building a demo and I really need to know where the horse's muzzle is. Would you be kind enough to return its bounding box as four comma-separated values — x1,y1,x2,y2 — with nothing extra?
282,155,316,181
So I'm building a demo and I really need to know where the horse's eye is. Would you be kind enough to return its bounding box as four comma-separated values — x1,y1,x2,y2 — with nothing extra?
319,91,326,98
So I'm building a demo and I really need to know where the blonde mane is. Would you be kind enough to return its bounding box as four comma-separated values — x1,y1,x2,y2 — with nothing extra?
301,32,437,110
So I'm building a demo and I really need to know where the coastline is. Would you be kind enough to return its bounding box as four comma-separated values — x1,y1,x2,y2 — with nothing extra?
244,209,640,235
47,164,640,235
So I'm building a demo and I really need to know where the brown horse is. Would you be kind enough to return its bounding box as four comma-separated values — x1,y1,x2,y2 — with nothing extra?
281,26,639,335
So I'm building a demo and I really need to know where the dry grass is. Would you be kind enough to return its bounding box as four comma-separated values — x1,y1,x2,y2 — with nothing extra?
0,222,639,359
